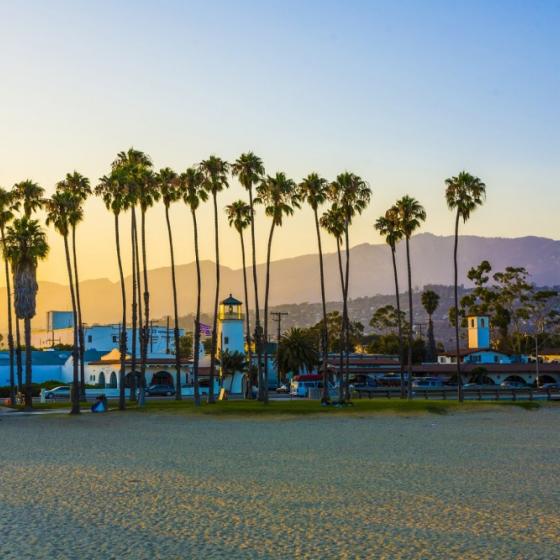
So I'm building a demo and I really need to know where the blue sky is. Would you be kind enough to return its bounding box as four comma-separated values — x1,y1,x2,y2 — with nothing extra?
0,0,559,283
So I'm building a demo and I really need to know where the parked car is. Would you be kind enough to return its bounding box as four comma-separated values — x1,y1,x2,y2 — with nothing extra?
145,384,175,396
44,386,71,400
412,377,444,389
500,380,526,389
539,382,560,390
276,383,289,393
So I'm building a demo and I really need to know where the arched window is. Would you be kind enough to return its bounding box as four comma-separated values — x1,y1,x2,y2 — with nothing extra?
481,318,485,328
98,371,106,388
109,371,117,388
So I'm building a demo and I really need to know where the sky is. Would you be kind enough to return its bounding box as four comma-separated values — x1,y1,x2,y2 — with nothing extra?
0,0,559,285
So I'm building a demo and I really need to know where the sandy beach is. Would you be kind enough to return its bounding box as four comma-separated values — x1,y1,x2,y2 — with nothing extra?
1,407,559,559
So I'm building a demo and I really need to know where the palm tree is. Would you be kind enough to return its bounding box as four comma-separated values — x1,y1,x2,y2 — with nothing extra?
231,153,265,397
4,217,48,410
158,167,182,400
95,169,129,410
181,167,208,406
445,171,486,402
320,204,346,401
58,172,91,399
218,349,246,393
0,188,17,403
375,207,406,397
225,200,252,398
46,191,81,414
255,172,299,403
276,327,319,381
421,289,440,362
200,156,230,404
298,173,330,402
11,180,45,396
395,196,426,399
329,172,371,400
112,149,152,403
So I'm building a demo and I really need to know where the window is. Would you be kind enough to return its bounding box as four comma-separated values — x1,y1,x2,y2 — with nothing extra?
470,319,475,328
87,335,93,343
224,336,229,344
481,319,485,328
112,335,118,343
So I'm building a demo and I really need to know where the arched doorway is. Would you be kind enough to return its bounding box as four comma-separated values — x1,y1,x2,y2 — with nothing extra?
125,371,142,388
98,371,106,388
502,375,526,385
109,371,117,388
151,371,174,386
538,374,556,386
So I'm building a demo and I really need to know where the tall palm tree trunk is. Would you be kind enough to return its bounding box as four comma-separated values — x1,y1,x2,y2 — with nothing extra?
336,241,345,402
453,210,463,402
405,236,414,400
71,225,86,400
63,234,80,415
24,318,33,411
208,193,220,404
2,226,16,403
391,247,405,399
343,222,351,401
239,231,252,399
114,213,126,411
263,221,276,404
138,210,150,406
314,210,329,403
129,208,138,402
165,206,182,400
134,213,143,395
16,319,22,392
248,187,262,401
192,209,202,406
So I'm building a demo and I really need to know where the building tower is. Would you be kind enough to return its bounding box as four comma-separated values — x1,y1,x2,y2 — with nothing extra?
467,315,490,350
217,294,245,355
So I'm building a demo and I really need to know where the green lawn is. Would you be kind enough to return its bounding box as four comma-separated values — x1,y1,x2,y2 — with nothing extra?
7,398,544,416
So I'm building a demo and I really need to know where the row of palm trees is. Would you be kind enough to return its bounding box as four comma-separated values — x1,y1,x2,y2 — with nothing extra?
0,148,485,409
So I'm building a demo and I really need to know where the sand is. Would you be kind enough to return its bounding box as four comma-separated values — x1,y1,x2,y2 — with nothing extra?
0,407,559,559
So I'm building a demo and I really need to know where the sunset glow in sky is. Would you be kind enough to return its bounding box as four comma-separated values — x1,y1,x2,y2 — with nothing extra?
1,0,558,285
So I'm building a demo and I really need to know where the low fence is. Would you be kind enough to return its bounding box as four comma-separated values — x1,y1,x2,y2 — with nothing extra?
352,386,560,401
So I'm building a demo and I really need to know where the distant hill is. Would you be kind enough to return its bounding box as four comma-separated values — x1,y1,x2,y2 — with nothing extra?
0,233,558,330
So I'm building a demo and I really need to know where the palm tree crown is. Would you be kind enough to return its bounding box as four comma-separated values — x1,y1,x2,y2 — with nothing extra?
320,205,345,241
375,206,403,249
256,172,299,224
445,171,486,222
329,172,371,220
0,188,16,229
45,191,74,237
181,168,208,210
421,290,440,316
12,180,45,217
95,169,129,215
395,196,426,237
158,167,180,208
4,218,49,319
226,200,252,234
231,152,264,190
298,173,329,211
200,156,230,194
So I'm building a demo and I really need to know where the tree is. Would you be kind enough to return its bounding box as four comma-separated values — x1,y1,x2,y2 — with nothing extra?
200,156,230,404
320,204,346,400
11,180,45,398
298,173,330,402
46,191,81,414
158,167,182,400
276,328,319,381
231,153,265,399
370,304,407,335
219,350,246,392
178,332,194,361
445,171,486,402
4,217,49,410
58,172,91,399
225,200,252,398
181,167,208,406
375,207,406,397
256,172,299,403
95,168,129,410
0,188,17,403
395,196,426,399
329,172,371,400
421,289,440,362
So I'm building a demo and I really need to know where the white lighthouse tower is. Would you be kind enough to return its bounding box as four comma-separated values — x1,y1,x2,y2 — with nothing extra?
218,294,245,355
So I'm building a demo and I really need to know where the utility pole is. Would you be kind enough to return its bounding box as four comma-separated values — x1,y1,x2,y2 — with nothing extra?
271,312,289,343
166,315,170,354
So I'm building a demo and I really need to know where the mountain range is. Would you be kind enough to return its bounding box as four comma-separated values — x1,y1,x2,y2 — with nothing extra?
0,233,558,331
